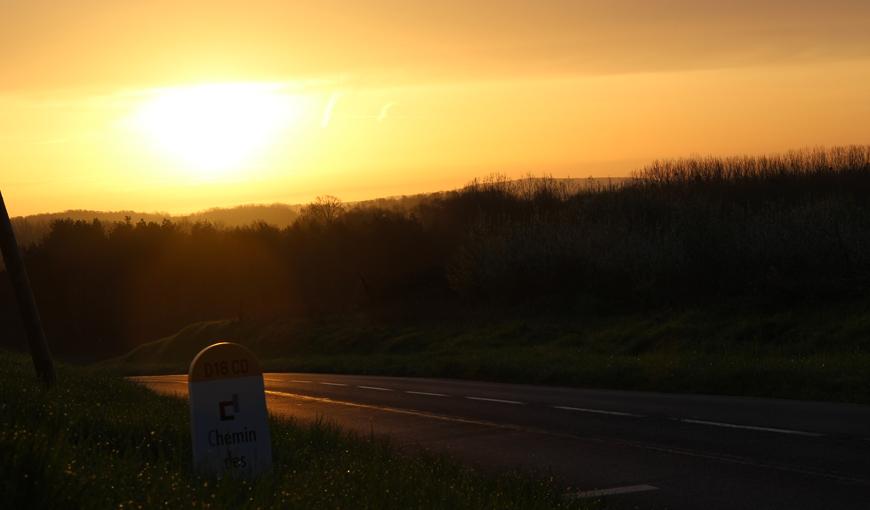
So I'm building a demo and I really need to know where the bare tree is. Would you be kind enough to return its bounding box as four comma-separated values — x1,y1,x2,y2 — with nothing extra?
300,195,344,225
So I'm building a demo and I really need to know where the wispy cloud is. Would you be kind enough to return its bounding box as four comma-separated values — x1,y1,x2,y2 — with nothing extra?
321,92,342,128
377,102,396,122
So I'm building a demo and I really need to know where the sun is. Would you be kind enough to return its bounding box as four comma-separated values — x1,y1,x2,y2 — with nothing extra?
133,83,303,179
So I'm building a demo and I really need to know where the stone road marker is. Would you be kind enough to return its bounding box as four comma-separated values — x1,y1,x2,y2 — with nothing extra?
188,342,272,477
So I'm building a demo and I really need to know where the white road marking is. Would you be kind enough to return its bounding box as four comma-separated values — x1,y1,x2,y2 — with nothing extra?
320,382,347,387
571,484,659,499
357,385,393,392
553,406,644,418
405,391,448,397
265,390,537,430
466,396,524,405
290,380,312,383
137,379,868,486
680,418,823,437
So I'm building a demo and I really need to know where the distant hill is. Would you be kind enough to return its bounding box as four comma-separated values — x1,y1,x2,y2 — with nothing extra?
9,204,303,248
11,210,171,247
9,177,625,247
185,203,303,228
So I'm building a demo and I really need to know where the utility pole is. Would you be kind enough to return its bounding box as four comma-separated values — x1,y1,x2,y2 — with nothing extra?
0,189,56,386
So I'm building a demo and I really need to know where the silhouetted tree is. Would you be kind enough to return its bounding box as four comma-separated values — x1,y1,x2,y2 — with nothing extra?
1,146,869,360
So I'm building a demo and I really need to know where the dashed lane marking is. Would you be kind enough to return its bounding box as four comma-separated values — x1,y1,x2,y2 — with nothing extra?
553,406,644,418
680,418,823,437
570,484,659,499
137,384,867,486
405,391,448,397
465,396,524,405
358,385,394,392
319,382,347,387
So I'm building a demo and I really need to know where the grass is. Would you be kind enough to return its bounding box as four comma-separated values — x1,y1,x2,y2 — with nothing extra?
0,351,590,509
110,298,870,404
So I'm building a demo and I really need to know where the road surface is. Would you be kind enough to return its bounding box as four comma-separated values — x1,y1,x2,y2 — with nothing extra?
132,373,870,509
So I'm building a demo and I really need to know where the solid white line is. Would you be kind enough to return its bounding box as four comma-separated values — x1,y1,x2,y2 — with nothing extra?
571,484,659,499
357,385,393,392
405,391,448,397
320,382,347,387
553,406,644,418
466,396,524,405
680,418,823,437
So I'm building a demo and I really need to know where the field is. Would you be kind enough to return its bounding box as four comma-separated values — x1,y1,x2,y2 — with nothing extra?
112,296,870,404
0,351,588,509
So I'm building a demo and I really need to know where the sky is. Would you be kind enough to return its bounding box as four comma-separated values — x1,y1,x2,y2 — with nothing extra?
1,0,869,216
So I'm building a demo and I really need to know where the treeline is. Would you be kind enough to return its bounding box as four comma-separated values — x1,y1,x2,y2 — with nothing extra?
8,204,305,250
451,146,870,301
2,146,870,359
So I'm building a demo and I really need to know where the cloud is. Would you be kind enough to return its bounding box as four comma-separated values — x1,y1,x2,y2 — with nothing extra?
377,102,396,122
321,92,341,128
1,1,869,92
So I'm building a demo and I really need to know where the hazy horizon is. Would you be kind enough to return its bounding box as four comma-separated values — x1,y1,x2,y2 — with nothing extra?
11,175,634,219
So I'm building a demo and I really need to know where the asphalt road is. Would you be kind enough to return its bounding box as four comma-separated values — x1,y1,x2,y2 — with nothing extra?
132,373,870,509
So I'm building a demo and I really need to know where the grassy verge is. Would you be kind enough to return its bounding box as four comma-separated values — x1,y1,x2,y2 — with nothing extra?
110,299,870,405
0,351,588,509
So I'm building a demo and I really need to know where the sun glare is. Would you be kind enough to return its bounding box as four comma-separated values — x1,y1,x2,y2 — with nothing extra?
133,83,303,179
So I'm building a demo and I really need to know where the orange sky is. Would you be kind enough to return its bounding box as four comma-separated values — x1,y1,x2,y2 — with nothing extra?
2,1,869,216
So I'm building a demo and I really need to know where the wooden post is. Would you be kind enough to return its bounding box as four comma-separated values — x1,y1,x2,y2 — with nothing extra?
0,190,56,386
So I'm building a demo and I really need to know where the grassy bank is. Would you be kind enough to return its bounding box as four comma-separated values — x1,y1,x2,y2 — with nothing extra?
112,299,870,404
0,351,587,509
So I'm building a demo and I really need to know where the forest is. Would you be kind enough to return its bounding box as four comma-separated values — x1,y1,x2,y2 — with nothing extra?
2,146,869,360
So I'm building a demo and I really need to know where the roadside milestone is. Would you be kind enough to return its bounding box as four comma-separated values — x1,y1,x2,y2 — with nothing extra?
188,342,272,477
